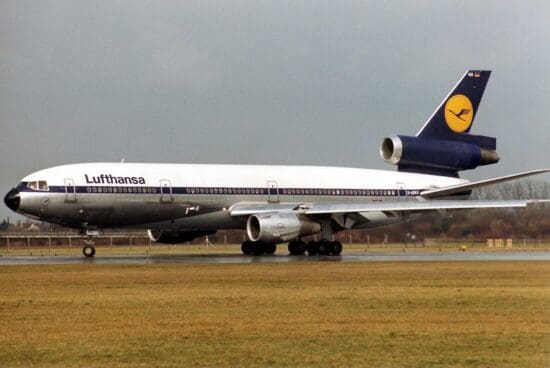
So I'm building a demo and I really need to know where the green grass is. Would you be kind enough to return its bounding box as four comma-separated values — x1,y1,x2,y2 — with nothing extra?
0,262,549,367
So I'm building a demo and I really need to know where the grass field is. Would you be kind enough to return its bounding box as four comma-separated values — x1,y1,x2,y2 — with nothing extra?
0,262,549,367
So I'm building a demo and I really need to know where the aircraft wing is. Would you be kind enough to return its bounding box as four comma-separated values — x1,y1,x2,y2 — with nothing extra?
229,199,549,217
302,199,548,215
420,168,550,198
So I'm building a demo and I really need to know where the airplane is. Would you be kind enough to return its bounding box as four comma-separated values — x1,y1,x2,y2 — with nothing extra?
4,70,549,257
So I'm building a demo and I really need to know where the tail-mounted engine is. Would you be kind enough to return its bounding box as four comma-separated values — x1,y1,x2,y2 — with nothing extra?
380,135,499,177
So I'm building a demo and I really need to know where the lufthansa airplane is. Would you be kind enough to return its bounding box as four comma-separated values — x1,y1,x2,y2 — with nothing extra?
4,70,549,257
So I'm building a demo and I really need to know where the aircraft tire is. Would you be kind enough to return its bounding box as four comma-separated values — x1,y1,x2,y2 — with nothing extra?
249,242,265,256
318,240,331,255
306,241,319,255
241,241,254,255
265,243,277,255
82,245,96,257
330,241,343,256
288,240,306,255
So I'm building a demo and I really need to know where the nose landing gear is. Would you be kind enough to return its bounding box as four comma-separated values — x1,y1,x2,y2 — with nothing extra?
79,228,99,258
82,239,96,257
82,244,96,257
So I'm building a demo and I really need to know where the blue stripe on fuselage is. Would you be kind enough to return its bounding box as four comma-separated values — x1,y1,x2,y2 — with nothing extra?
19,185,427,197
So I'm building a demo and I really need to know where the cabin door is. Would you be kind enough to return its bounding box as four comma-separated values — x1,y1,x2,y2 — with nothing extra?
64,178,77,202
267,181,279,203
160,179,173,203
396,182,407,200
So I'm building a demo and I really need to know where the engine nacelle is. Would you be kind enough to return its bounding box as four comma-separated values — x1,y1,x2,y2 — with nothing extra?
246,213,321,244
147,229,215,244
380,135,499,174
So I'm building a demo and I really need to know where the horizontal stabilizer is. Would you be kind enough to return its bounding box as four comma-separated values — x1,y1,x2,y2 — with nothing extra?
421,168,550,198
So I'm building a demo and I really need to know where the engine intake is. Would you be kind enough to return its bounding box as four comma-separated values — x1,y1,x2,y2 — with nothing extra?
246,213,321,244
147,229,215,244
380,135,499,175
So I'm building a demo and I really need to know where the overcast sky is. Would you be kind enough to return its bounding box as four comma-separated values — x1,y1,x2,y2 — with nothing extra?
1,1,550,219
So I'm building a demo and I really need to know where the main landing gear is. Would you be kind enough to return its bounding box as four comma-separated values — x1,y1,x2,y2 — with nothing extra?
288,239,342,256
240,239,343,256
241,241,277,256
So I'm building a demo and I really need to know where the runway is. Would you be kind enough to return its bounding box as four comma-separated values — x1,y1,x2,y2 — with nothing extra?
1,251,549,265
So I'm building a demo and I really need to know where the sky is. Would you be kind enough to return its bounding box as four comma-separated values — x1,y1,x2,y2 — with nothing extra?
1,1,550,219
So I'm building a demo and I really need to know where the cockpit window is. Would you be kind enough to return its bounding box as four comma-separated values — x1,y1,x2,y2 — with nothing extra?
16,182,28,189
23,181,48,191
38,181,48,190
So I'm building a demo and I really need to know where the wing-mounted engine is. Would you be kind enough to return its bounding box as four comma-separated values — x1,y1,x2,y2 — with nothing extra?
147,229,216,244
246,213,321,243
380,135,499,177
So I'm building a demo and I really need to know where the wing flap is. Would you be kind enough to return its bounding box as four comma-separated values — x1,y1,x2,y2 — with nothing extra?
229,202,300,216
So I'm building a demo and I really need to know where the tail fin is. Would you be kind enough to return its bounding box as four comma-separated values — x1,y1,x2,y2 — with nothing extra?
417,70,491,140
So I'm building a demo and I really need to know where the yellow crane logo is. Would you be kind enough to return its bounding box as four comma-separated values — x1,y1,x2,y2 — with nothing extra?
444,94,474,132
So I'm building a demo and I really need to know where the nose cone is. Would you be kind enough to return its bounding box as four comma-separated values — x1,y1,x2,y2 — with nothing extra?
4,188,20,212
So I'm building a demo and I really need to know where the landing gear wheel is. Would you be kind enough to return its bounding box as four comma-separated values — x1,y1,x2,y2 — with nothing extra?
330,241,343,256
251,242,266,256
306,241,319,255
265,243,277,255
288,240,306,255
82,245,96,257
241,241,254,255
318,240,331,255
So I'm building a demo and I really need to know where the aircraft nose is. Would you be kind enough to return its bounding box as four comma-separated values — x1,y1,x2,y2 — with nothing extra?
4,188,20,212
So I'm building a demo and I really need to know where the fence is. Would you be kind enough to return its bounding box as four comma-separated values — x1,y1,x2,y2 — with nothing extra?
0,232,150,253
0,232,549,255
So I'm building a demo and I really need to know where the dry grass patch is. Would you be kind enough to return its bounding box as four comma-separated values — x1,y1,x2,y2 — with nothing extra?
0,262,548,367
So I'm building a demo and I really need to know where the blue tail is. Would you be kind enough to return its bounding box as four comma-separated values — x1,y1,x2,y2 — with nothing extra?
380,70,499,177
417,70,491,141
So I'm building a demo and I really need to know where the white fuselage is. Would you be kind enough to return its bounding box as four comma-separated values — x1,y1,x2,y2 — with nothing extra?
13,162,466,230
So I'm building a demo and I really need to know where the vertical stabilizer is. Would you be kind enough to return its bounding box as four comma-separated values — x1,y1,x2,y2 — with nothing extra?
416,70,491,140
